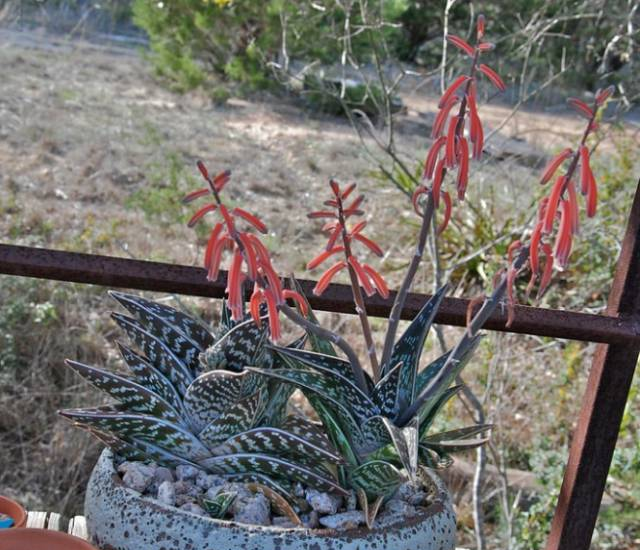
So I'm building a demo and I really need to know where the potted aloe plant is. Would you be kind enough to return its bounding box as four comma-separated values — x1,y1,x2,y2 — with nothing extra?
59,14,613,550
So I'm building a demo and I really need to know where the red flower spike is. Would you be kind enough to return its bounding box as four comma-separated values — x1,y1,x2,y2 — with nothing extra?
457,137,469,200
567,180,579,234
219,204,236,234
207,236,232,282
596,85,615,105
282,290,309,316
313,261,347,296
183,188,210,204
579,145,592,195
478,64,506,92
188,203,217,228
437,191,452,235
308,210,336,219
432,159,446,209
477,14,485,39
362,264,389,299
246,234,271,266
307,246,346,270
567,98,594,119
237,233,258,280
197,160,210,182
446,117,459,168
262,262,284,301
543,175,567,234
264,289,281,341
350,221,367,235
446,34,475,57
478,42,495,51
213,170,231,192
250,286,264,327
204,222,225,270
353,233,384,257
348,257,375,297
432,96,460,139
341,183,357,200
529,223,543,273
325,225,342,251
541,148,573,185
412,186,428,216
537,244,554,299
439,76,470,109
330,179,341,196
586,169,598,217
226,250,244,320
424,136,447,180
233,207,268,234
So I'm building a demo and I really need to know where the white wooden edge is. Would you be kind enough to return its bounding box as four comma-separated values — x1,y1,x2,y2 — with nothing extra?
26,511,88,540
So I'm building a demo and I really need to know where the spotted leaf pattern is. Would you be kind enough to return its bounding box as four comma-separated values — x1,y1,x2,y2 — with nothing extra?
349,460,404,498
372,361,403,418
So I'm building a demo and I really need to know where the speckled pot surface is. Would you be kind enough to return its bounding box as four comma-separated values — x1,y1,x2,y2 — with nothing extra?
85,449,456,550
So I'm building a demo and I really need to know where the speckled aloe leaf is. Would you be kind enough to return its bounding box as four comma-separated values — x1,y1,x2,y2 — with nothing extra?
247,483,303,526
414,350,452,395
117,342,183,413
349,459,404,499
201,318,269,372
110,292,210,373
418,385,462,440
182,370,251,433
88,429,147,462
246,367,377,423
201,492,237,519
198,389,266,449
112,312,194,397
358,415,391,453
380,416,419,480
65,360,184,425
59,405,211,462
385,285,448,411
280,415,341,453
111,292,213,350
199,453,348,496
421,425,492,454
211,426,344,465
372,361,403,418
223,473,294,499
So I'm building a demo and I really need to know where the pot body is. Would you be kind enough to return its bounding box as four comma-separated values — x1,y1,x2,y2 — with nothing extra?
85,449,456,550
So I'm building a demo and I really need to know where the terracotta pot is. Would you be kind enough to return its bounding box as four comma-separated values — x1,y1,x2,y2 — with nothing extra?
0,528,99,550
85,449,457,550
0,497,27,529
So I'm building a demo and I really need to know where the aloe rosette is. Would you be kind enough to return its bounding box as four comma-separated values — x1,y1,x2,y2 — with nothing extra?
59,292,347,500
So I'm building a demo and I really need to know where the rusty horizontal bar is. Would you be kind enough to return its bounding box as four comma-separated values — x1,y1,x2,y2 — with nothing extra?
1,243,639,345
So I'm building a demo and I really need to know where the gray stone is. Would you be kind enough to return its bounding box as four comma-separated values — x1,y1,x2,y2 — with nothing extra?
196,472,225,490
346,491,358,511
232,494,271,526
174,480,201,506
318,511,365,530
120,463,156,493
306,489,342,515
301,510,319,529
272,516,299,529
154,467,174,484
156,481,176,507
179,502,207,517
383,499,418,517
176,465,201,482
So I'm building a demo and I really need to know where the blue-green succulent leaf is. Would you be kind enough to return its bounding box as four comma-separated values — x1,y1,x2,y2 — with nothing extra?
372,361,403,418
350,460,404,498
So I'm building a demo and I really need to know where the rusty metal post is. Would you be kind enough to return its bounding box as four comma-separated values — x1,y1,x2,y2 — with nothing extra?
546,180,640,550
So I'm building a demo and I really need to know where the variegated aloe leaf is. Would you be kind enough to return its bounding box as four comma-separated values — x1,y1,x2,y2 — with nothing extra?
88,429,147,462
198,390,266,448
200,318,269,373
247,367,377,423
112,313,194,396
280,415,341,452
201,492,237,519
414,350,451,396
223,473,293,499
349,459,404,499
65,360,183,426
421,424,492,454
117,342,183,412
380,416,418,480
418,385,462,440
211,426,344,465
59,405,211,462
199,453,349,496
419,446,454,469
110,291,209,373
371,361,403,418
384,285,448,411
359,415,391,454
182,370,252,432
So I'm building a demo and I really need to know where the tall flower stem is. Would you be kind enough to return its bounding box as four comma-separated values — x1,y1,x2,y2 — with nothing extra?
335,195,381,381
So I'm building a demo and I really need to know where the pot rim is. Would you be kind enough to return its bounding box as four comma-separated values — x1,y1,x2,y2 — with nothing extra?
0,527,99,549
99,449,452,537
0,496,28,529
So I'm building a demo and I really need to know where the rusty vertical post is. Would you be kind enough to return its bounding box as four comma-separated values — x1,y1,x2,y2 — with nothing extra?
546,179,640,550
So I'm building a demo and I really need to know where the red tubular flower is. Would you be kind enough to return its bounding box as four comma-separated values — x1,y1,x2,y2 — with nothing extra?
543,176,567,234
188,203,217,227
586,170,598,217
352,233,384,257
183,188,211,204
348,257,375,297
567,98,594,119
307,247,345,270
432,96,460,139
341,183,357,200
313,261,347,296
282,290,308,316
263,288,281,341
424,136,447,179
540,148,573,185
233,208,267,234
412,186,429,216
529,223,543,274
362,264,389,299
250,285,264,326
477,14,485,38
437,191,452,235
439,76,470,109
432,159,446,208
478,64,506,91
446,34,475,57
537,243,554,299
456,137,469,200
596,85,615,105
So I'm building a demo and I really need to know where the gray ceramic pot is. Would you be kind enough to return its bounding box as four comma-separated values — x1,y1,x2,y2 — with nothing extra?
85,449,456,550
